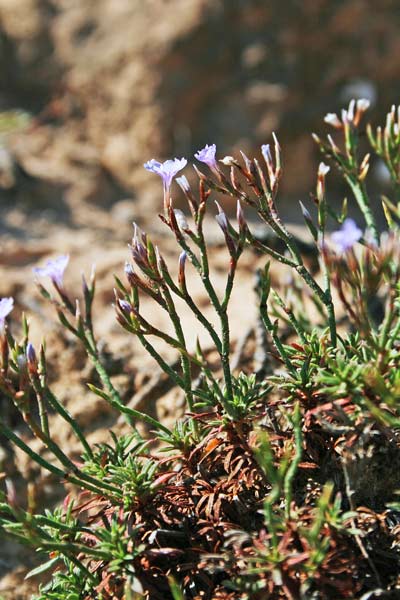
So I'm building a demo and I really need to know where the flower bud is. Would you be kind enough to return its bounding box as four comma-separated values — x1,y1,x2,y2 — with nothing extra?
327,134,340,154
347,99,355,123
119,299,132,316
219,156,238,167
299,201,318,241
215,202,236,256
318,162,330,177
358,153,370,181
125,262,135,284
26,342,38,374
178,251,187,289
215,201,228,232
354,98,371,127
176,175,190,193
215,212,228,231
324,113,342,129
236,200,246,233
239,150,252,172
317,162,330,201
5,479,17,507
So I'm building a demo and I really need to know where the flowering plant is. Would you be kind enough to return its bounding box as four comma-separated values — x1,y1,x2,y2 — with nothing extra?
0,102,400,599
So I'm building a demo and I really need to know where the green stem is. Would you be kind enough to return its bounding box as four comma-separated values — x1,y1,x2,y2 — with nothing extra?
257,207,337,346
284,403,302,519
43,386,93,458
271,290,307,344
296,264,336,346
36,393,49,438
161,284,194,413
82,334,143,438
221,257,239,312
260,305,296,377
177,237,235,407
0,422,115,497
346,176,379,244
135,332,184,390
28,417,121,496
39,540,110,561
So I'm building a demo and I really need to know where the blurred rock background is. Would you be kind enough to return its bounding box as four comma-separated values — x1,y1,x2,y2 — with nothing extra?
0,0,399,222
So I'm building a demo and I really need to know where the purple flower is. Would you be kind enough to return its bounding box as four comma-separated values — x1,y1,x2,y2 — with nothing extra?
26,342,38,372
176,175,190,193
178,251,187,286
143,158,187,191
214,201,228,232
26,342,36,364
34,255,69,288
331,219,362,252
119,300,132,316
0,297,13,330
261,144,272,164
194,144,218,171
215,211,229,232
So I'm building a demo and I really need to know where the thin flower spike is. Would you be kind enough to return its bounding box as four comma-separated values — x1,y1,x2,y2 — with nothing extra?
0,297,13,330
143,158,187,193
26,342,36,365
178,251,187,288
34,255,70,288
214,201,228,232
324,113,342,129
331,218,363,253
194,144,218,172
26,342,38,374
261,143,273,165
318,162,330,177
176,175,190,193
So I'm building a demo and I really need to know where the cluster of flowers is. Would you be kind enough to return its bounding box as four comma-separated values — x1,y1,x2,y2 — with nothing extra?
0,141,364,333
144,142,362,252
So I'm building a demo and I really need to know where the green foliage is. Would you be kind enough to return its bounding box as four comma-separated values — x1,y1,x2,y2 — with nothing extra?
0,100,400,599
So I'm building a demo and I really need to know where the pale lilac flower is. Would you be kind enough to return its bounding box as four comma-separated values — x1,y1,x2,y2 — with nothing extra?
215,202,229,232
261,143,277,187
194,144,218,171
325,99,371,130
119,300,132,316
357,98,371,112
34,255,69,288
324,113,342,129
26,342,38,373
261,143,273,164
26,342,36,365
220,155,237,167
215,212,228,231
143,158,187,192
318,162,330,177
346,99,356,123
0,297,13,330
178,251,187,286
176,175,190,193
236,200,246,231
299,201,312,223
331,219,362,252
